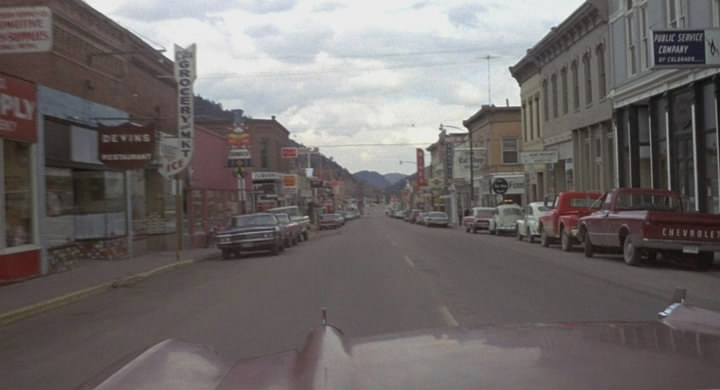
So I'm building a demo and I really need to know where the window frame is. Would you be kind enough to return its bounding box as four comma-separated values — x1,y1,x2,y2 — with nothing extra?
542,79,549,122
551,73,559,119
639,5,649,70
714,0,720,27
583,53,593,106
626,12,637,76
501,137,520,165
561,67,569,114
667,0,685,28
596,45,607,99
571,60,580,111
1,139,39,253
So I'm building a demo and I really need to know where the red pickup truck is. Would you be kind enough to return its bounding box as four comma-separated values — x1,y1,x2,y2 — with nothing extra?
538,192,603,250
578,188,720,270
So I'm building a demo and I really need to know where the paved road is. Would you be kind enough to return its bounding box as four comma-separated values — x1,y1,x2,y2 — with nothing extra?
2,206,720,388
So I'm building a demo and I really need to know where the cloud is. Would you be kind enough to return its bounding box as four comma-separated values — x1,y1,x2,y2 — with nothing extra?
447,3,489,28
113,0,239,21
244,24,281,38
312,2,345,13
238,0,298,14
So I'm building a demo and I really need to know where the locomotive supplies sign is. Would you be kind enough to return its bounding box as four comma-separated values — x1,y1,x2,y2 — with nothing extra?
651,29,720,68
160,43,196,178
0,7,53,54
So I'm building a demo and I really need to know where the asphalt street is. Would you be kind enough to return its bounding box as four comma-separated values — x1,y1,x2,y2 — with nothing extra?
2,205,720,389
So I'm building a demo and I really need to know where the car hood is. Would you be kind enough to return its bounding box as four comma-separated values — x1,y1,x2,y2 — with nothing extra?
217,226,276,235
93,304,720,389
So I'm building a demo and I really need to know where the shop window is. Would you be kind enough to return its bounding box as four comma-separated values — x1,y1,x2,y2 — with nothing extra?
45,167,75,247
72,170,127,239
4,141,34,248
704,83,719,213
131,170,146,235
44,119,70,161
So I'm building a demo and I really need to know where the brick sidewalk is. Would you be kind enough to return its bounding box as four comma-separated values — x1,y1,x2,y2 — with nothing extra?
0,247,220,316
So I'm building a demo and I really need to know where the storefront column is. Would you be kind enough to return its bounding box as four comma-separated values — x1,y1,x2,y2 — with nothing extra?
628,106,641,187
125,170,133,258
715,78,720,212
647,98,655,189
36,116,48,275
665,99,673,190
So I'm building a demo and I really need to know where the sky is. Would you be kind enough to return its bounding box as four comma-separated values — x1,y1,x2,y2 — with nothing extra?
84,0,584,175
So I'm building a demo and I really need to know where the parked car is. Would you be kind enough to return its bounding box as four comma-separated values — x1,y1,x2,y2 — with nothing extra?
578,188,720,270
463,207,496,233
215,213,284,259
416,212,428,225
319,214,343,230
538,192,603,250
515,202,551,243
488,204,522,235
268,206,310,241
274,213,300,247
408,209,422,223
425,211,449,227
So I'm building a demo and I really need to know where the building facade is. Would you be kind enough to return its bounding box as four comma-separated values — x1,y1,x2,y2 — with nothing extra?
609,0,720,213
518,0,615,196
509,67,547,203
0,0,178,281
463,105,525,206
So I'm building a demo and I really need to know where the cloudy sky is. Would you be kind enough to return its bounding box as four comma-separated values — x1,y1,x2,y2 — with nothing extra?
85,0,583,175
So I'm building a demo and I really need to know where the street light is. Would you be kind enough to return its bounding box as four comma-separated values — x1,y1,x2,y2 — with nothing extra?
439,123,473,207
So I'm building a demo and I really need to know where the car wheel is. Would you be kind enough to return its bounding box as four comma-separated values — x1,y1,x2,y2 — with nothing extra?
222,249,232,260
526,228,534,244
540,229,550,247
303,231,309,241
516,227,523,241
583,232,594,258
696,252,714,271
623,238,641,266
560,229,573,252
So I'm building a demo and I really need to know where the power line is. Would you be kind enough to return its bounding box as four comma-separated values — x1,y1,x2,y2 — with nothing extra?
198,58,490,80
234,46,522,61
311,142,433,148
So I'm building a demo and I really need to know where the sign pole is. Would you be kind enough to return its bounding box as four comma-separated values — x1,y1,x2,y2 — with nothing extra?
175,177,183,261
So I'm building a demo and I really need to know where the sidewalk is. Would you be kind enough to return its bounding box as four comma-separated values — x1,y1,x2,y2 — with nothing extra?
0,247,220,325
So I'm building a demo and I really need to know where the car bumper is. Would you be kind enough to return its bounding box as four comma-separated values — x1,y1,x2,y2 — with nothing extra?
496,225,517,232
640,238,720,252
217,238,276,250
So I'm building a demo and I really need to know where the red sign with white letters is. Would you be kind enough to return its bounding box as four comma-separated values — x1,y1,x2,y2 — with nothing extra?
0,73,36,142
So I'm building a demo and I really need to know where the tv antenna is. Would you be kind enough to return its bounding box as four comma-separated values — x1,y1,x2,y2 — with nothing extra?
481,54,501,105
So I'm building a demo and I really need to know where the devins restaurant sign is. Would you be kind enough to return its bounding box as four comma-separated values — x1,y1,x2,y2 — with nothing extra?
98,123,155,170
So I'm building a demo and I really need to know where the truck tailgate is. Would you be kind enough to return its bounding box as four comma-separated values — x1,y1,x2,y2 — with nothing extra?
644,211,720,242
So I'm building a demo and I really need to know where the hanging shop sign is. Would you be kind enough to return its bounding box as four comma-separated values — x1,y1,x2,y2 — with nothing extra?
0,72,36,142
282,174,297,189
281,147,298,158
98,122,155,170
416,148,426,186
0,7,52,54
160,43,196,178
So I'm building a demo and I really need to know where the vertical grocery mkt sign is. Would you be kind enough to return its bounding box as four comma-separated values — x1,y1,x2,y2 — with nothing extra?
0,7,52,54
160,44,196,178
416,148,426,186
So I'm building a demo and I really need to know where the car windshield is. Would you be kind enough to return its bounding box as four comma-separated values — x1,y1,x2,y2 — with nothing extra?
232,215,277,227
502,208,522,216
615,192,683,212
475,210,495,217
11,2,720,389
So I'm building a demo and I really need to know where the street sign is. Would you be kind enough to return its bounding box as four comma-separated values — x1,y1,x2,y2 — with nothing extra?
228,148,251,160
492,178,509,194
520,151,559,164
281,147,298,158
651,29,720,68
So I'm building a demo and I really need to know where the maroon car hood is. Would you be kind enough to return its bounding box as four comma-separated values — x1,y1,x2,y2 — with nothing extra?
94,306,720,389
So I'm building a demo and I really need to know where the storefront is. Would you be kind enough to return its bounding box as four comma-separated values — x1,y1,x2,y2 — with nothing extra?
252,171,284,212
0,73,40,281
615,76,720,214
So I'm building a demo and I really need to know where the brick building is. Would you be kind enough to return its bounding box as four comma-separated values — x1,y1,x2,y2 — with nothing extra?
0,0,178,281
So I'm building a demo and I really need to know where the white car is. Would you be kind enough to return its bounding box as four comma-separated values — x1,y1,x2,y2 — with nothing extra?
515,202,551,243
488,204,523,235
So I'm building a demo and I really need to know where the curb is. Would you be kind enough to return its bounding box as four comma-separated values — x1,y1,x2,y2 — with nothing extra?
0,256,213,327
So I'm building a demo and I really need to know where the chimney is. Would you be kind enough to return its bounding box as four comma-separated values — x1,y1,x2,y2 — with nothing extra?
271,115,276,121
506,98,509,107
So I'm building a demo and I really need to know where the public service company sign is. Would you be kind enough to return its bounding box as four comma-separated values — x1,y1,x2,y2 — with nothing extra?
0,72,36,142
160,43,196,178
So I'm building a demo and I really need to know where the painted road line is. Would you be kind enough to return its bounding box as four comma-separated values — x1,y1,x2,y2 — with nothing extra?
404,255,416,269
438,305,459,327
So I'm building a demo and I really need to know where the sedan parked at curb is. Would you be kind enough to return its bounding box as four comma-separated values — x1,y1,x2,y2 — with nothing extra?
216,213,284,259
319,214,343,230
425,212,449,227
489,204,522,235
516,202,551,243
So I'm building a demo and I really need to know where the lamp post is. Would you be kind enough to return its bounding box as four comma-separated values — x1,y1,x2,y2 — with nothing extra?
440,124,473,207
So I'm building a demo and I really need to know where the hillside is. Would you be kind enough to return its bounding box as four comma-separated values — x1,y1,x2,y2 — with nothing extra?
353,170,392,189
384,173,407,185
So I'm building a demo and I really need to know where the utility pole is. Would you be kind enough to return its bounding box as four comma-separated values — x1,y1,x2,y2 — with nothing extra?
481,54,501,105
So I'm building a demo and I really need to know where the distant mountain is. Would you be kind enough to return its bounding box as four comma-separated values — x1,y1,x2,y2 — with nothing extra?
354,170,392,189
384,173,407,185
385,172,416,195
